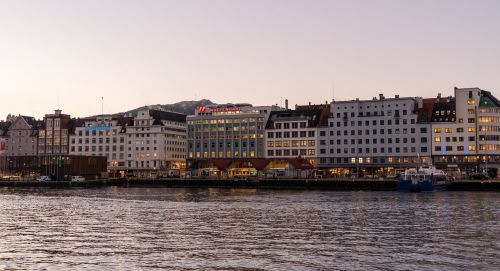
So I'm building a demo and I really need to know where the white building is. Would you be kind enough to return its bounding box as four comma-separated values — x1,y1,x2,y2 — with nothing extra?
264,105,330,167
69,115,132,177
431,87,500,176
317,94,432,177
126,109,187,177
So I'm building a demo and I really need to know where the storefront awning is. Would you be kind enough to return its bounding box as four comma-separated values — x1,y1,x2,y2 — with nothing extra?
248,159,268,170
288,158,314,170
212,159,232,170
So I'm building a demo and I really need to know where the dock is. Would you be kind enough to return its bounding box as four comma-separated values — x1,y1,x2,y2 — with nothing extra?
0,178,499,191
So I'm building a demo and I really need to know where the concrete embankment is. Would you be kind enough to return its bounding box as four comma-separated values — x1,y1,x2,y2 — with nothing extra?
0,178,499,191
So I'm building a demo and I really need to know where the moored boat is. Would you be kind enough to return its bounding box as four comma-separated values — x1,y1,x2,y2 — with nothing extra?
397,165,450,192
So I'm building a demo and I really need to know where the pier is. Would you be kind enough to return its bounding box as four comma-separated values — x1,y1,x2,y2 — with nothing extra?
0,178,499,191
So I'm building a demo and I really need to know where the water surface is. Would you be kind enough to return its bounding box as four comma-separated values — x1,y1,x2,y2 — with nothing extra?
0,187,498,270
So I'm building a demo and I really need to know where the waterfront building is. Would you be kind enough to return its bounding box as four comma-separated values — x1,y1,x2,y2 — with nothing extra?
0,155,107,180
125,109,187,177
38,110,73,155
5,115,42,156
0,121,10,158
69,115,132,177
430,87,500,177
317,94,432,177
186,104,278,176
264,104,330,177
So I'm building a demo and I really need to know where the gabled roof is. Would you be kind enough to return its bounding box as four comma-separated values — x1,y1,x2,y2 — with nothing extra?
479,90,500,107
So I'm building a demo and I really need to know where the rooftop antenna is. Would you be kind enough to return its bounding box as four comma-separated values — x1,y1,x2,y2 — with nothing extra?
100,96,104,125
57,89,60,110
332,80,335,102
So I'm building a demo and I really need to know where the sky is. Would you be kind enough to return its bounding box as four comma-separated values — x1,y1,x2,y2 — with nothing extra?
0,0,499,119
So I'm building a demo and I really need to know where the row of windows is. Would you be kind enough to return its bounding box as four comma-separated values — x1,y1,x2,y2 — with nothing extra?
267,140,315,147
319,147,427,155
331,118,416,127
434,136,473,142
188,150,257,159
434,127,473,133
190,126,262,132
273,122,308,129
334,109,410,118
267,131,315,138
267,149,315,156
434,146,475,152
321,137,428,145
319,156,428,165
322,128,420,137
189,141,258,149
188,118,264,125
189,134,262,140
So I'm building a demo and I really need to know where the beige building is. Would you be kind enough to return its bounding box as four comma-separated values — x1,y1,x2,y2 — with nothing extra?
38,110,72,155
5,116,41,156
126,109,187,177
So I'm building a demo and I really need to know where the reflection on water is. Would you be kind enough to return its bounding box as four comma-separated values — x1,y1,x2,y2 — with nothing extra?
0,188,498,270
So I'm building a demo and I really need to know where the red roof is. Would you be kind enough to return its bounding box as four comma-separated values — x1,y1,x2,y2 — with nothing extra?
247,159,268,170
212,159,232,170
288,158,314,170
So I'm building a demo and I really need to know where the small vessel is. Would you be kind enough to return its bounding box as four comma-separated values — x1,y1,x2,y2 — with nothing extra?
397,164,449,192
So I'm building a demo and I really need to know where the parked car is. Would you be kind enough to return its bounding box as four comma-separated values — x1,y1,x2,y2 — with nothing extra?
469,172,489,180
125,172,136,178
71,176,85,181
36,176,51,182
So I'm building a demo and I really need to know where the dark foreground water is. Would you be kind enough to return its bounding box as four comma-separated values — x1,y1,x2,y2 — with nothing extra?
0,188,498,271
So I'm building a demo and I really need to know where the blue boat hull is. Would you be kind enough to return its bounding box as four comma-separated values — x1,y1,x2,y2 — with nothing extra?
397,179,448,192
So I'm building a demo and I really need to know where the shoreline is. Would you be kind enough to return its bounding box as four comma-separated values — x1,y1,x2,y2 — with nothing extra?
0,178,499,191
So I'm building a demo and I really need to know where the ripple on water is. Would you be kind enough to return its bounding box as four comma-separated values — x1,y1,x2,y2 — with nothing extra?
0,188,498,270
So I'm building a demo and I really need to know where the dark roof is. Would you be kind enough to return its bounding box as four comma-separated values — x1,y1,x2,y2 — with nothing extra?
431,97,456,122
0,121,11,136
265,108,327,129
479,90,500,107
149,110,186,125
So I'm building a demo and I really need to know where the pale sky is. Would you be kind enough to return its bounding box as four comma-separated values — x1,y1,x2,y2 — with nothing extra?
1,0,499,119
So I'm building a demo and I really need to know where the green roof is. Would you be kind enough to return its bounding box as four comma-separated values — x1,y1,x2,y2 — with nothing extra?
479,91,500,108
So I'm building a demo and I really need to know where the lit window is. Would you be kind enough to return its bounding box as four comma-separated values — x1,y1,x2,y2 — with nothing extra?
434,137,441,142
434,128,441,133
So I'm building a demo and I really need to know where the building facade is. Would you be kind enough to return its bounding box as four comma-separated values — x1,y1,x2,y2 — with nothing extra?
186,104,276,176
431,87,500,177
5,116,41,156
125,109,187,177
69,115,132,177
265,105,330,166
317,94,432,177
38,110,72,155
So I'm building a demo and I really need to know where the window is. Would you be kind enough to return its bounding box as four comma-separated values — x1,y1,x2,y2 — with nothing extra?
434,128,441,133
434,137,441,142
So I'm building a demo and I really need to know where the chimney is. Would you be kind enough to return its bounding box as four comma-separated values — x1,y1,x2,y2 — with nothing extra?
395,94,399,99
308,101,311,106
285,99,289,110
379,93,385,100
54,109,62,116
